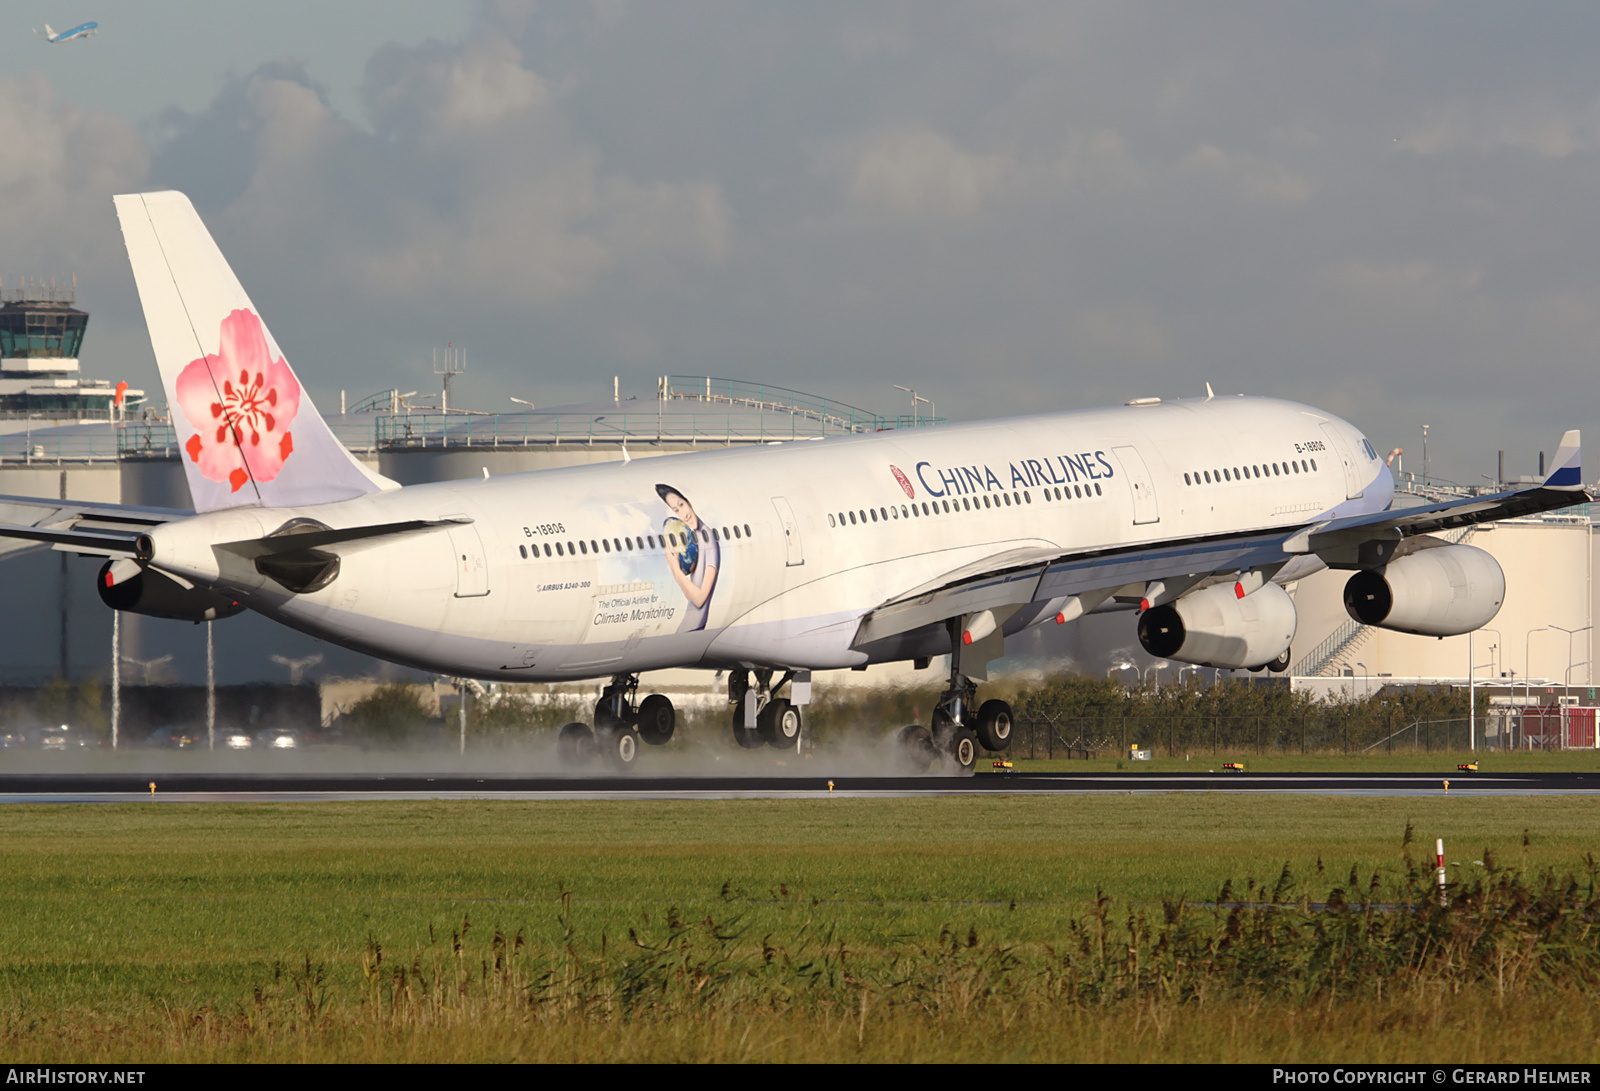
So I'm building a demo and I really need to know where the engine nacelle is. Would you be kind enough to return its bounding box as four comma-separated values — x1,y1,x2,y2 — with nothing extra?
97,562,245,622
1137,581,1297,670
1342,543,1503,637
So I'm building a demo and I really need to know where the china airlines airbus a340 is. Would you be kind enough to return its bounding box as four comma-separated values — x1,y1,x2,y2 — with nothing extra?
0,191,1587,772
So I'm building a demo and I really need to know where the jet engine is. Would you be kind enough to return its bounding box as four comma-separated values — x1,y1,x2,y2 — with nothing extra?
1342,542,1503,637
1136,582,1297,670
97,561,244,622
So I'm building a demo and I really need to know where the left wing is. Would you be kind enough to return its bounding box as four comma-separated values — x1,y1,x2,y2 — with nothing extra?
0,494,191,559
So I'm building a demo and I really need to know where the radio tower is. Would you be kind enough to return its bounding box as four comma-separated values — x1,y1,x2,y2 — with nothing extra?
435,343,465,413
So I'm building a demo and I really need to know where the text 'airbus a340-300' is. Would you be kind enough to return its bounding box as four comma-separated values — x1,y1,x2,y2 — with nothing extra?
0,192,1587,773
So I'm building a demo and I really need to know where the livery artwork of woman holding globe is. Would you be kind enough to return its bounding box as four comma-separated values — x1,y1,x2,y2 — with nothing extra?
657,483,720,632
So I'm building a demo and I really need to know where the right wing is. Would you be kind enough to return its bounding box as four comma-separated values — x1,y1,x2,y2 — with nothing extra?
852,429,1591,649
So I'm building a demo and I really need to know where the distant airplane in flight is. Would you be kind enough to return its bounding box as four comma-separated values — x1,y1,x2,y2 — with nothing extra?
42,22,98,44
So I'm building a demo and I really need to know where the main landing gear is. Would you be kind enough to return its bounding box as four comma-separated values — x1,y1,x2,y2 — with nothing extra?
897,618,1014,776
557,673,677,771
728,668,805,751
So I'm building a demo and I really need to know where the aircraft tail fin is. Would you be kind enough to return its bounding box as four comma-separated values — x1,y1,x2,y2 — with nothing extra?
113,191,396,513
43,24,54,39
1544,430,1583,489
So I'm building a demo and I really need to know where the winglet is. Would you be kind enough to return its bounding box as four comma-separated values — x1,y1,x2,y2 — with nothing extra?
1544,430,1582,489
113,191,397,513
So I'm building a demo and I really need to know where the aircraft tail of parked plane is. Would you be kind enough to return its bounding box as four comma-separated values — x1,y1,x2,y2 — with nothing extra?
113,192,395,512
42,22,98,43
0,190,1589,773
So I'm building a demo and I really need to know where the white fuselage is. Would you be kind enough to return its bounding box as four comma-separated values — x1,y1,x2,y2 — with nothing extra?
143,396,1394,681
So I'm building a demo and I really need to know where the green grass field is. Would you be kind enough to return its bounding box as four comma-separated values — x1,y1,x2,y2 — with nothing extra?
1,790,1599,1061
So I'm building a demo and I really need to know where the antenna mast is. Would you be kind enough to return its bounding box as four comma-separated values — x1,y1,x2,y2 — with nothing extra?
434,343,465,413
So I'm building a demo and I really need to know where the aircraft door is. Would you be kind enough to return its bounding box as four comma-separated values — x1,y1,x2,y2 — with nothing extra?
1319,423,1364,500
770,496,804,566
445,519,490,597
1112,446,1160,525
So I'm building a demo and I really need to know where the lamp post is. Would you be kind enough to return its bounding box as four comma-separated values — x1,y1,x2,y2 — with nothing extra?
1550,625,1591,750
119,653,173,685
1471,629,1502,753
1143,662,1168,693
1550,625,1592,707
893,385,934,427
1356,661,1370,700
1107,663,1136,690
270,654,323,686
1525,627,1551,748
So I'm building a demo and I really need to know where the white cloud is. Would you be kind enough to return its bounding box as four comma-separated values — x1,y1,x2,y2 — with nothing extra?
160,37,732,313
366,34,548,138
0,73,149,272
1176,145,1312,204
831,128,1013,218
1395,106,1595,158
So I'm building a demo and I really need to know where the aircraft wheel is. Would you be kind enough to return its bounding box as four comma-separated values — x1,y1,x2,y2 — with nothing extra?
759,698,801,749
974,699,1014,752
895,724,936,773
945,727,978,776
597,725,640,771
1268,648,1291,674
731,707,763,749
556,722,596,767
637,694,676,746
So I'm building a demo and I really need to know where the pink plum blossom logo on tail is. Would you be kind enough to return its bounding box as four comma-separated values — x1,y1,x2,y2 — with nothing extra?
175,309,299,493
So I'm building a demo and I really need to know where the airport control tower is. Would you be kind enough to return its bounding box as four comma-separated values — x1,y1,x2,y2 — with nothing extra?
0,279,143,432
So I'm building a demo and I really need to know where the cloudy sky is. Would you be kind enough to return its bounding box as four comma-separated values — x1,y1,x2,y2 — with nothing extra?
7,1,1599,483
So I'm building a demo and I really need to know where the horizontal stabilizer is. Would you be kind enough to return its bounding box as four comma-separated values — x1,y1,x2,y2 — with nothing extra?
217,517,472,559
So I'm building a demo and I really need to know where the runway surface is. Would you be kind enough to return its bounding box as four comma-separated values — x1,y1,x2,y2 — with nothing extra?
0,769,1591,801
